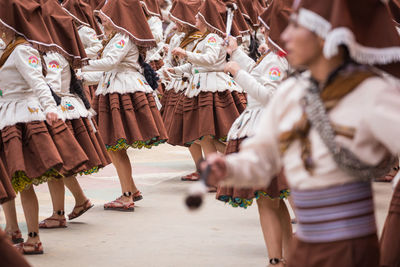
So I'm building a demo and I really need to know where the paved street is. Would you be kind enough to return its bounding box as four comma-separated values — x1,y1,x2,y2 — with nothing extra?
0,145,394,267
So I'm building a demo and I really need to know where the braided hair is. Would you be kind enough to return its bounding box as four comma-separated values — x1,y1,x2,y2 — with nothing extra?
138,54,159,90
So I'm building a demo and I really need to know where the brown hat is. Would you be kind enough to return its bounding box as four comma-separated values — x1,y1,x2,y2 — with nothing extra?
237,0,265,27
99,0,156,47
197,0,249,38
62,0,103,37
93,0,106,15
293,0,400,68
82,0,104,10
388,0,400,27
0,0,87,67
259,0,293,55
169,0,202,29
140,0,163,18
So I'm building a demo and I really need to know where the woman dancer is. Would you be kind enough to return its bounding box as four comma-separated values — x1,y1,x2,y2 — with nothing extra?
216,0,292,263
38,0,111,229
81,0,167,211
203,0,400,265
168,0,247,160
0,0,90,254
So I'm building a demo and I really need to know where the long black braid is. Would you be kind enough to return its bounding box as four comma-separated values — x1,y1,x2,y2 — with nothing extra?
248,31,261,62
69,66,91,109
138,54,159,90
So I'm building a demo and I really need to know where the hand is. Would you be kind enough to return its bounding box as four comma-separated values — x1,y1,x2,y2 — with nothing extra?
224,35,238,55
171,47,187,58
163,44,169,54
224,61,240,77
258,43,269,54
167,68,176,74
46,112,59,126
200,153,228,187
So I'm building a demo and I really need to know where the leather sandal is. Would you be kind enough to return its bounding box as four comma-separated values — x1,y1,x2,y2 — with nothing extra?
68,199,94,220
132,190,143,202
181,172,200,181
104,193,135,212
39,217,67,229
6,230,24,244
15,242,44,255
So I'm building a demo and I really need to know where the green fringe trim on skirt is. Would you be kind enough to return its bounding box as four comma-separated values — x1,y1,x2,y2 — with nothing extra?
79,166,100,176
106,138,167,151
217,189,291,209
12,169,63,193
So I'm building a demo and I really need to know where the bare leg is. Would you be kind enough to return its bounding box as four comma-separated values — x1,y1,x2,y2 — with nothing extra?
188,143,203,170
279,200,292,255
2,200,20,233
199,135,217,157
20,186,40,244
64,176,88,207
108,150,136,202
256,196,292,267
213,139,226,154
40,179,66,227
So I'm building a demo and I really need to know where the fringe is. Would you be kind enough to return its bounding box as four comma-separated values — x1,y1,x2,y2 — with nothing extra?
296,8,331,39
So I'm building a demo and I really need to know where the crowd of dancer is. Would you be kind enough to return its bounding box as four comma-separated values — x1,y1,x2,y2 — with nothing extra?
0,0,399,266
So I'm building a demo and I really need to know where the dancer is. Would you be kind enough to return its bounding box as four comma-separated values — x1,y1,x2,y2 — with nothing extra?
168,0,247,160
38,0,111,229
0,0,90,254
203,0,400,266
216,1,292,263
161,0,205,181
81,0,168,211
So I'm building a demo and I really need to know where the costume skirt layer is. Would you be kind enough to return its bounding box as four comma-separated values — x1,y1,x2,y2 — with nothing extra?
0,159,15,204
288,235,379,267
216,137,290,208
0,120,88,192
92,92,168,151
380,181,400,267
167,91,247,146
65,117,111,174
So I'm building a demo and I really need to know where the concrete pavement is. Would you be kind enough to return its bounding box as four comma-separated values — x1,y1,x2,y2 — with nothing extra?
0,145,394,267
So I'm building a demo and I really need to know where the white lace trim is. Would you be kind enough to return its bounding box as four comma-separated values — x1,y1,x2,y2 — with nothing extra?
324,27,400,64
169,13,196,29
296,8,331,39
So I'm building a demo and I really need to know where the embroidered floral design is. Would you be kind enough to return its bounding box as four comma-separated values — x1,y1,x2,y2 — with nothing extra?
115,39,125,49
90,33,98,41
207,36,217,45
218,189,291,209
269,67,282,81
48,60,60,70
61,103,75,112
28,56,39,68
28,107,39,113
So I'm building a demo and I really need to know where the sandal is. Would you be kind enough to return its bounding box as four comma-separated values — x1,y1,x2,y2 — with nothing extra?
132,190,143,202
39,210,67,229
181,172,200,181
68,199,94,220
6,230,24,244
15,232,43,255
104,193,135,212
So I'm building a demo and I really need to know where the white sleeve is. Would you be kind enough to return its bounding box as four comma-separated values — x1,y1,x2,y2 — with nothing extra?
174,63,192,75
231,48,255,73
78,26,103,59
148,16,163,43
82,33,132,72
234,55,288,105
82,71,103,85
186,34,222,66
14,46,57,114
43,52,68,92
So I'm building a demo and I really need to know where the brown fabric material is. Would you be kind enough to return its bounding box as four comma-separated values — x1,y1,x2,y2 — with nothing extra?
288,234,380,267
0,0,87,68
258,0,272,29
82,0,104,10
197,0,249,38
65,117,111,172
162,90,182,139
93,0,106,14
0,120,88,179
0,37,28,68
140,0,163,18
99,0,156,47
149,59,164,71
0,229,31,267
0,159,16,204
168,91,246,146
237,0,265,27
92,92,168,148
388,0,400,25
179,30,204,51
224,137,244,154
279,68,376,173
380,181,400,267
296,0,400,77
169,0,202,28
62,0,103,36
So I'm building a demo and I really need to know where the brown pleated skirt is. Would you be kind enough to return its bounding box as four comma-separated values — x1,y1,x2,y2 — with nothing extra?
0,120,89,192
162,90,183,138
65,117,111,174
288,235,380,267
0,159,15,204
0,229,31,267
380,181,400,267
216,137,290,208
92,92,168,151
167,91,247,146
